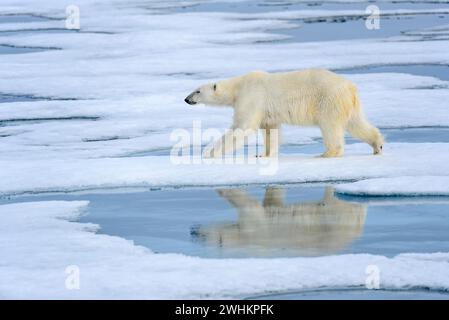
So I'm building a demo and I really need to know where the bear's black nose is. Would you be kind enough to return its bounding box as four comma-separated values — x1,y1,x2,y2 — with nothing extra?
184,97,197,105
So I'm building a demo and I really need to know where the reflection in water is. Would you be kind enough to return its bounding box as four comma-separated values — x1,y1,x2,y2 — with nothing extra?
193,187,367,256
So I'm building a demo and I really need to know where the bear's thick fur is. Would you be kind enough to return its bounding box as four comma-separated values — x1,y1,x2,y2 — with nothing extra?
185,69,384,158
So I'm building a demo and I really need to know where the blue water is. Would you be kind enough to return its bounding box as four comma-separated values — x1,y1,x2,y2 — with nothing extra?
282,127,449,154
0,15,60,54
248,288,449,300
3,185,449,259
0,14,57,24
172,0,449,43
119,127,449,157
0,93,78,104
172,1,449,14
0,44,55,54
0,93,41,103
281,15,449,43
339,64,449,81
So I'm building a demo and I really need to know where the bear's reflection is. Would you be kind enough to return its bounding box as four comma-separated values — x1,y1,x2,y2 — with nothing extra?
193,187,367,256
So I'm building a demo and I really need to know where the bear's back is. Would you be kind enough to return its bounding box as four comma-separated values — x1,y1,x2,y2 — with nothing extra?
270,68,350,90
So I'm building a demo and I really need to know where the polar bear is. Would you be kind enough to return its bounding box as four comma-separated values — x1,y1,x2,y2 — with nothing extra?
185,68,384,158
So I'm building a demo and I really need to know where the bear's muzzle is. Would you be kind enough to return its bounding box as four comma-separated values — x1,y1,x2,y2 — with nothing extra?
184,93,197,105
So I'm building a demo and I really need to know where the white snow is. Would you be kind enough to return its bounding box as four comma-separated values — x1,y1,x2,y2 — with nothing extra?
1,200,448,299
336,176,449,196
1,143,449,195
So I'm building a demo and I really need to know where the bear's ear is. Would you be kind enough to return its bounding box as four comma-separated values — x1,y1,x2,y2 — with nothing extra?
213,83,217,91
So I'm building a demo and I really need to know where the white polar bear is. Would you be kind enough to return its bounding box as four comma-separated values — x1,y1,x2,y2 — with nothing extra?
185,68,384,158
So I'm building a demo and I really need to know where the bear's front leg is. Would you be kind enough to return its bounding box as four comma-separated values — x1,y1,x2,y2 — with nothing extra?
202,127,257,158
203,106,263,158
319,122,345,158
202,130,234,158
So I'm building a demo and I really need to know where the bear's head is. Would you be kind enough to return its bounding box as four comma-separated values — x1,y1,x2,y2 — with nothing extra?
184,80,235,107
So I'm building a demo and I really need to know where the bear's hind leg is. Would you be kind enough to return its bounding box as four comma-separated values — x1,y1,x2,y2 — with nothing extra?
261,124,280,157
319,122,345,158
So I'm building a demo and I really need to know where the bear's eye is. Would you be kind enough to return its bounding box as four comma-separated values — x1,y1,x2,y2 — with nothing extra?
195,90,200,94
213,84,217,91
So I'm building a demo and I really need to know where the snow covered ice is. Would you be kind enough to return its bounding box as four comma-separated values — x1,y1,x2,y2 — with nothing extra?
336,176,449,196
1,0,449,299
2,143,449,195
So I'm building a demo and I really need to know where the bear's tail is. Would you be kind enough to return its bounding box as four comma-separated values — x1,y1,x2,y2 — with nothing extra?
346,84,385,154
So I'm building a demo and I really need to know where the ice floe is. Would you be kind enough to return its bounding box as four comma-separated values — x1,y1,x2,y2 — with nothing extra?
1,143,449,195
336,176,449,196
